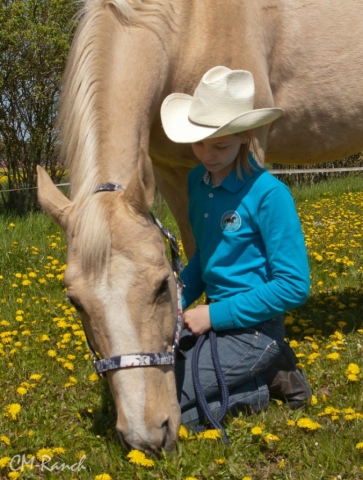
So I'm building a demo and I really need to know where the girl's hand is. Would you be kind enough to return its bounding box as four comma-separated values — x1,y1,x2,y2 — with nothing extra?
183,305,212,336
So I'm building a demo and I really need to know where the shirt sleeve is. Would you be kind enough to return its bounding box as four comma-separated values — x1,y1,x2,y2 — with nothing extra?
209,185,310,330
179,247,206,309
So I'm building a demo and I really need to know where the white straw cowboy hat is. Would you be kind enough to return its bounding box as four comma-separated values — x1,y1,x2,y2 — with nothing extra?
161,66,283,143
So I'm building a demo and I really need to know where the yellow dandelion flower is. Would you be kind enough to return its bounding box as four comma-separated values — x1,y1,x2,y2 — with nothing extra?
242,477,252,480
48,349,57,357
215,458,226,465
29,374,42,381
311,395,318,406
141,458,155,467
76,451,86,460
8,472,21,479
277,459,286,469
331,331,343,340
347,374,358,382
127,449,147,465
3,403,21,420
0,457,11,468
178,425,189,439
264,433,280,444
297,417,321,431
284,316,294,325
356,442,363,449
16,387,27,395
197,429,221,440
251,426,263,435
346,363,360,375
325,352,340,361
286,420,296,426
89,372,99,382
52,447,66,454
94,475,112,480
36,448,53,460
0,435,10,445
63,362,74,371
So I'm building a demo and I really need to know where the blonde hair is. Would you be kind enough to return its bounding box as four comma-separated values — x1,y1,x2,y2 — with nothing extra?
235,131,260,179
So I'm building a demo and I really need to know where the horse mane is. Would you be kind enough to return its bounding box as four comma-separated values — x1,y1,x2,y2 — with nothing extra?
58,0,173,276
58,0,173,205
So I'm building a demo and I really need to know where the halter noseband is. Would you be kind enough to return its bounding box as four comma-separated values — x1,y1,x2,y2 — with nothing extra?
82,183,184,378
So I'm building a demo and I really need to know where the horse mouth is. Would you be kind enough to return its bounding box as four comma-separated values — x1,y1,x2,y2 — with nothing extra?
117,421,176,456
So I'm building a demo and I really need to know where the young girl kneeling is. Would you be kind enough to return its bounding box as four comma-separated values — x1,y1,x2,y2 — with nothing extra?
161,66,312,426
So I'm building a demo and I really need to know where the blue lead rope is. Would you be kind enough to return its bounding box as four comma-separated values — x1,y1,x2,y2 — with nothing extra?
191,331,230,444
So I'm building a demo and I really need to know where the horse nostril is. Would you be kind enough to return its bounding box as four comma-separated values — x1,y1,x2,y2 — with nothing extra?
160,418,170,448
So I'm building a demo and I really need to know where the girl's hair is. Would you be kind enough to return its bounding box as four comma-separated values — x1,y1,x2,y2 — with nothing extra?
235,131,260,179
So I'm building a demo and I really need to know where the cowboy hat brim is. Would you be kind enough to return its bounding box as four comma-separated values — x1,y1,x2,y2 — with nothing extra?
161,93,283,144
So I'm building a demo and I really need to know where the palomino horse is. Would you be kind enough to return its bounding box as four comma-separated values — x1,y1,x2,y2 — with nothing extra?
37,0,363,453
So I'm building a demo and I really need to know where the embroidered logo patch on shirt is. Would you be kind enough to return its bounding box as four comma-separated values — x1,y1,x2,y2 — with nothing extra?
221,211,241,232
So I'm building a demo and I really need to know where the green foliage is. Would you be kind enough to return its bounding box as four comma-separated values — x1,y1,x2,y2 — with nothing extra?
0,177,362,479
0,0,79,213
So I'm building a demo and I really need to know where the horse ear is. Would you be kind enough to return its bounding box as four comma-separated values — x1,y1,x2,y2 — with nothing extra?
37,165,72,231
124,149,155,215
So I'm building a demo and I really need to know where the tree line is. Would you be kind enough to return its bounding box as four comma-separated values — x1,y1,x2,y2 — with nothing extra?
0,0,78,213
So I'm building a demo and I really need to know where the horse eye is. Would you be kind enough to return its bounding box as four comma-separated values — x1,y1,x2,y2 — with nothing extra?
155,278,169,298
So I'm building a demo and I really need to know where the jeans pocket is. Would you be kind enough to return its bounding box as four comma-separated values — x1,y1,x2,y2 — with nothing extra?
250,339,282,378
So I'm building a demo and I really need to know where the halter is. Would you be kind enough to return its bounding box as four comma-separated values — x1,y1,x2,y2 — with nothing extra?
82,183,184,378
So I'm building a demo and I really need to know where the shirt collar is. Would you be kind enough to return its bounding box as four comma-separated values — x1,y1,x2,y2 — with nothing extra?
202,154,264,193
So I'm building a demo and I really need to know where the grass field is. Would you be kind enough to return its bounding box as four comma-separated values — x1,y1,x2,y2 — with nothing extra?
0,175,362,480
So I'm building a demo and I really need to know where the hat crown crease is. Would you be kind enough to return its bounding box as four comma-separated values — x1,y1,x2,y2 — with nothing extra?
188,69,255,128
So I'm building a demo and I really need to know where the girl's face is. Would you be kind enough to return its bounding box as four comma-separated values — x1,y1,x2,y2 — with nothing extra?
191,134,248,178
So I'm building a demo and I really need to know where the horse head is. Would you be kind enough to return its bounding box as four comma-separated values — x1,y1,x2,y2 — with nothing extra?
37,150,181,455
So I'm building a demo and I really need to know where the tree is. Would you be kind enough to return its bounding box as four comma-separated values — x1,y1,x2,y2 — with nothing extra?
0,0,78,213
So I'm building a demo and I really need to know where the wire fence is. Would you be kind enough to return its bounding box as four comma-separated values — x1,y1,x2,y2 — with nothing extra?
0,167,363,194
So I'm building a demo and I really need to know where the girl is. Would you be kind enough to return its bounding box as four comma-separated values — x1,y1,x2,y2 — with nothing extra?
161,66,312,426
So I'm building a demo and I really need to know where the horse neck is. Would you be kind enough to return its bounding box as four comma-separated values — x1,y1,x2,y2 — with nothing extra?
59,0,175,204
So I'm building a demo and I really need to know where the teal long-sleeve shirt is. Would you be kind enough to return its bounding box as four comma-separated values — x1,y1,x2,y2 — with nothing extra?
180,156,310,331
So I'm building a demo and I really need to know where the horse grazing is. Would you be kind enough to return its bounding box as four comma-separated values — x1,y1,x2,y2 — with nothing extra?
37,151,181,454
37,0,363,453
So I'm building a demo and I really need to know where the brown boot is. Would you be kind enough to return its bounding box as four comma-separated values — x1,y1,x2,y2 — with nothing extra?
262,342,312,410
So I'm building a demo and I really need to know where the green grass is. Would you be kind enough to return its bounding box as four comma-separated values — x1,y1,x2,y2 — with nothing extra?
0,176,362,479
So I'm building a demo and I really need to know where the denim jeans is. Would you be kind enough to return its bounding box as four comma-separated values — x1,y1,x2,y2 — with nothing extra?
175,316,286,426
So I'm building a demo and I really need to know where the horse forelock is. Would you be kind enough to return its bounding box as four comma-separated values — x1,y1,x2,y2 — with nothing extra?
71,196,112,278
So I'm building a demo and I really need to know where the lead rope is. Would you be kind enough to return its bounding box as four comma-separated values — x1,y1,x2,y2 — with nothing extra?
191,331,230,444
